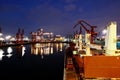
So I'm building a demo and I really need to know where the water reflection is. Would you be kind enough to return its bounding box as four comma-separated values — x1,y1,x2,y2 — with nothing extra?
6,47,13,58
22,45,26,56
0,42,66,79
0,47,13,60
7,47,13,54
31,43,63,56
15,45,26,57
0,42,64,60
0,49,4,60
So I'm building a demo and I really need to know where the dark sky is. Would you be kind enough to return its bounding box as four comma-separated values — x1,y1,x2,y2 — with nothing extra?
0,0,120,37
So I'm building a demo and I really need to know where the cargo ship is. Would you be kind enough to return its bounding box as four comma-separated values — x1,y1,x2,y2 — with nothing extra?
64,21,120,80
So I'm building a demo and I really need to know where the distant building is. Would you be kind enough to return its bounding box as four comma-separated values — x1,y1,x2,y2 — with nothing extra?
54,35,64,41
30,28,54,42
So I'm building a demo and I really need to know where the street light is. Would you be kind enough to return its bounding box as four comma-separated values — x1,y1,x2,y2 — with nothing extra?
102,29,107,35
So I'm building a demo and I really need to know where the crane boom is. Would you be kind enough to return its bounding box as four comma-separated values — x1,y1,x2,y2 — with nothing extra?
73,20,97,43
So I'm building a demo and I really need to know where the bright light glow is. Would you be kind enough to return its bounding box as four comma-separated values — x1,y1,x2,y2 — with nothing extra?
24,37,29,41
7,47,13,54
40,28,43,31
44,47,50,54
5,35,11,40
50,32,53,35
50,47,53,54
35,43,41,47
73,50,78,54
10,37,15,41
0,49,4,60
34,48,38,55
6,53,12,58
41,48,44,54
60,43,63,51
6,47,13,59
0,37,4,41
73,39,76,43
102,29,107,34
22,46,26,56
0,33,3,36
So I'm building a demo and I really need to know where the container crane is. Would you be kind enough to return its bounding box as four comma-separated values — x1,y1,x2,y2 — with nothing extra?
73,20,97,43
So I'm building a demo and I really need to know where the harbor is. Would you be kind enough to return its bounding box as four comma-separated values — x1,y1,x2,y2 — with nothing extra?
0,20,120,79
1,0,120,79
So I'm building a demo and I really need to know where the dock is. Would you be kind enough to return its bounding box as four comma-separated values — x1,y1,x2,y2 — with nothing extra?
63,56,79,80
64,68,78,80
63,62,79,80
63,49,120,80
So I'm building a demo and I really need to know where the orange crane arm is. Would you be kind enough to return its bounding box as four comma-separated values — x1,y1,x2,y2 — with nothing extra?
73,20,97,43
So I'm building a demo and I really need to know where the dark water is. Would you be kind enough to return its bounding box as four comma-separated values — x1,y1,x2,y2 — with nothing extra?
0,43,65,80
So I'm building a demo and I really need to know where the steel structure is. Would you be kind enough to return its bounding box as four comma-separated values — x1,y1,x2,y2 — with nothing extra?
16,28,24,44
73,20,97,43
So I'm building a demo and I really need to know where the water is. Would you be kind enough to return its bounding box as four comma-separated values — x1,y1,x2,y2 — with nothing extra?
0,43,66,79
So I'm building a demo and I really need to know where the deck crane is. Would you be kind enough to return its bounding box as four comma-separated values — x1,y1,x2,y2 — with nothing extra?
73,20,97,43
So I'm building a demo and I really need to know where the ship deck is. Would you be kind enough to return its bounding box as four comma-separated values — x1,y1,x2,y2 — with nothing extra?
64,68,78,80
64,49,120,80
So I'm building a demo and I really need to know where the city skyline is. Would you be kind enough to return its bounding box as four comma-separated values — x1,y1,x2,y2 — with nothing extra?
0,0,120,36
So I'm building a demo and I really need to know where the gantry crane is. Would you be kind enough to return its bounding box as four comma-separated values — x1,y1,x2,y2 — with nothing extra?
73,20,97,43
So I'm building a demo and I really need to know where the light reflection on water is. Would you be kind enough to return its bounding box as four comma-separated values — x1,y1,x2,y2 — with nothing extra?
0,42,66,79
0,43,65,60
0,47,13,60
31,43,64,59
0,49,4,60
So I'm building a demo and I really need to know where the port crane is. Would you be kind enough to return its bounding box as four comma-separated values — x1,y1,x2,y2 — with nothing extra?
73,20,97,43
16,28,24,44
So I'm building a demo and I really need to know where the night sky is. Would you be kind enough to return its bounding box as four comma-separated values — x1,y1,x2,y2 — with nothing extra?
0,0,120,37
